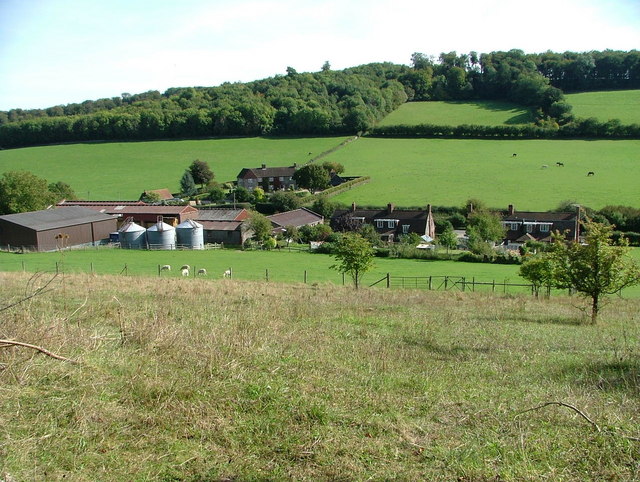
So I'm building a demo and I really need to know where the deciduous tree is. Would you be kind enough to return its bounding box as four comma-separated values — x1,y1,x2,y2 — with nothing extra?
0,171,57,214
549,222,640,323
330,232,375,289
188,159,214,190
292,164,330,193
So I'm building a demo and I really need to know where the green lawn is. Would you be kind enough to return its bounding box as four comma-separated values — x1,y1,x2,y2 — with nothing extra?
0,137,349,199
326,138,640,210
565,90,640,124
378,100,535,127
2,247,639,297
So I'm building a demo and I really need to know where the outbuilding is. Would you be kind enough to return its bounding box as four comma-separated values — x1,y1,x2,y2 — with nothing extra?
0,206,117,251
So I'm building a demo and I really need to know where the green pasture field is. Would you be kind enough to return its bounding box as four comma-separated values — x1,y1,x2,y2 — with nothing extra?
327,137,640,210
378,100,535,127
0,137,348,199
565,89,640,124
1,247,639,297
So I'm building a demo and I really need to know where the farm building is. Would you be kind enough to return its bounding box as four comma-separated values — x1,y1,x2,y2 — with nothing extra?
195,208,251,245
267,208,324,236
501,204,580,250
331,203,435,243
57,201,198,227
0,206,117,252
139,188,174,201
236,164,298,192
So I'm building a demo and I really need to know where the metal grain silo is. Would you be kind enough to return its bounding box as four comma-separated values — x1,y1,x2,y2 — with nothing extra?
146,221,176,250
176,219,204,249
119,221,146,249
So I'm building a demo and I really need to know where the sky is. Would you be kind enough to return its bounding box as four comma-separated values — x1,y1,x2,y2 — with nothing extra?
0,0,638,111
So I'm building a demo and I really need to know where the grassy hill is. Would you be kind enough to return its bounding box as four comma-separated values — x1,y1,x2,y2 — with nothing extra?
328,138,640,210
378,100,535,127
565,90,640,124
2,272,639,479
1,135,639,211
0,137,348,199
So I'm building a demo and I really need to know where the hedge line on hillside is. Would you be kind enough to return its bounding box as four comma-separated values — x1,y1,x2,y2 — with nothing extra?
368,118,640,139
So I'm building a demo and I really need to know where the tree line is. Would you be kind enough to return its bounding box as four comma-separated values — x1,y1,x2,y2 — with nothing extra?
0,49,638,148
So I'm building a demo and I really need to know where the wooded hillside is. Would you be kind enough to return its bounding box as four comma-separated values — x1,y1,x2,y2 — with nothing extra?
1,49,638,148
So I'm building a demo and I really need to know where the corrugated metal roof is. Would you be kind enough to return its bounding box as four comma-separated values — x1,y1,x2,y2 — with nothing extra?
0,207,116,231
196,209,247,221
267,208,323,227
198,220,243,231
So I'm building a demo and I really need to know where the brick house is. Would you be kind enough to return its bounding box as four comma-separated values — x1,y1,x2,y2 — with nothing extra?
331,203,435,243
501,204,580,250
236,164,298,192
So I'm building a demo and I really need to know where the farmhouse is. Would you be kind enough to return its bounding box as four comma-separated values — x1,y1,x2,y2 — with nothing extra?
195,208,251,245
501,204,579,250
236,164,298,192
0,206,117,251
267,207,324,235
331,203,435,243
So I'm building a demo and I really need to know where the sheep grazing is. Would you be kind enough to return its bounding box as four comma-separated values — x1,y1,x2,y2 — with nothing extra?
556,162,564,167
180,264,190,271
197,268,207,276
181,268,190,277
541,164,548,169
160,264,171,271
511,153,517,157
223,269,232,278
587,171,595,176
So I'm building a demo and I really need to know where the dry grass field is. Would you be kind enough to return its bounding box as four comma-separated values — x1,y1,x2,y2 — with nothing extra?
1,272,639,480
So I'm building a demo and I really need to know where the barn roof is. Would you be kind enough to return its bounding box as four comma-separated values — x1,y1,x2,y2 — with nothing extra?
196,208,248,221
267,208,323,227
0,207,116,231
237,165,297,179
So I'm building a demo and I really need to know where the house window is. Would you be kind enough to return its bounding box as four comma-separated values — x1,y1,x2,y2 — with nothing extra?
510,223,519,230
258,177,263,182
279,177,284,181
526,224,534,233
540,224,550,232
376,220,384,228
402,224,409,234
269,177,274,181
387,220,395,228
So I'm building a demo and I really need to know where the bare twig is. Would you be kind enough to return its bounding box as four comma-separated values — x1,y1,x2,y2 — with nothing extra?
0,272,58,314
62,295,89,323
515,401,601,432
0,339,78,364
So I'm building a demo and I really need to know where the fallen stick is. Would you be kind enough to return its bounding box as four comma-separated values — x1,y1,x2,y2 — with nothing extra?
516,401,601,432
0,339,78,364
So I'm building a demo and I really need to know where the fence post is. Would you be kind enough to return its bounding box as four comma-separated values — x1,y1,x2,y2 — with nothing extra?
21,260,25,272
265,268,269,282
158,264,161,277
386,273,390,288
91,262,94,275
462,277,466,292
504,279,507,294
304,270,307,284
444,276,448,290
492,280,495,292
56,262,59,274
472,277,475,292
429,276,432,290
342,273,345,285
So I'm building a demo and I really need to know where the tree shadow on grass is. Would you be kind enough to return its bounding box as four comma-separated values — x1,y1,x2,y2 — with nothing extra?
402,334,492,361
557,360,640,396
475,313,586,326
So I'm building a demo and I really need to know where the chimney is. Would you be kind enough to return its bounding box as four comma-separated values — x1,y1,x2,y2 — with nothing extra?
351,202,356,212
508,204,515,215
387,203,394,213
261,164,266,170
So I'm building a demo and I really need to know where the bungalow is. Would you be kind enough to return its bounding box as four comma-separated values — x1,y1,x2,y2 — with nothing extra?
0,206,117,252
331,203,435,243
236,164,298,192
267,207,324,235
501,204,579,250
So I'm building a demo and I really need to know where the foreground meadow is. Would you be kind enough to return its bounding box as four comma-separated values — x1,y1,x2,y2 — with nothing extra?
1,272,639,480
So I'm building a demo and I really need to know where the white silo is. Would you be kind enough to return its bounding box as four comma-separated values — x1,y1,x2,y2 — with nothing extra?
146,221,176,250
119,222,146,249
176,219,204,249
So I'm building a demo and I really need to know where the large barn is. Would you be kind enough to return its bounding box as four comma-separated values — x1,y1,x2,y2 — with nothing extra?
0,206,117,251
